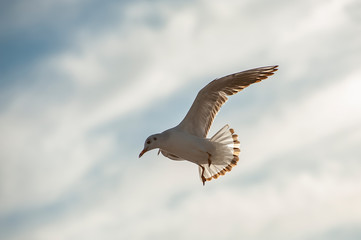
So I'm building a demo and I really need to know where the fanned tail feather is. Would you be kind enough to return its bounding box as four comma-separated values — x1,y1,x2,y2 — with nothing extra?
199,125,240,185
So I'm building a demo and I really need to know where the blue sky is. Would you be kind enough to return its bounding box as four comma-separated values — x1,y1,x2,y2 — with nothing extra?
1,0,361,239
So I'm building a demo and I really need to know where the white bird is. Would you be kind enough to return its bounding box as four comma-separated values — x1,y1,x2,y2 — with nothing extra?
139,65,278,185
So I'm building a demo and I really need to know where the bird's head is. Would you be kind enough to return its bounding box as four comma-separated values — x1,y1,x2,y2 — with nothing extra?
139,134,161,158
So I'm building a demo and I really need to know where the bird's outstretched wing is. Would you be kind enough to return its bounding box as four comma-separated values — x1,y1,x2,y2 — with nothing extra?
177,65,278,137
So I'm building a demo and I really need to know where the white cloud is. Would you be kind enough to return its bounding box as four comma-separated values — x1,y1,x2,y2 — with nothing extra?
0,1,184,213
278,0,352,44
237,69,361,170
1,0,361,239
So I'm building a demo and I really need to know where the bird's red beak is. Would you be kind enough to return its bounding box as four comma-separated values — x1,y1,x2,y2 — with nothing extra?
139,148,148,158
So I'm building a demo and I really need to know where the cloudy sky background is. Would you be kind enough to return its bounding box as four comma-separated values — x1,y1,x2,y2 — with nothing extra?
1,0,361,239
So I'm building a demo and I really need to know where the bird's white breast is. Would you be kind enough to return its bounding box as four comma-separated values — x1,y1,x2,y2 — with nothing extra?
161,128,214,164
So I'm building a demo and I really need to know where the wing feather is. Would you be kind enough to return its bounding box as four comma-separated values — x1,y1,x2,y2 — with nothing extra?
177,65,278,137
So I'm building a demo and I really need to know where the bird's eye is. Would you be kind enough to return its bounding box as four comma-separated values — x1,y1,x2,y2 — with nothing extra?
146,140,151,144
153,137,157,141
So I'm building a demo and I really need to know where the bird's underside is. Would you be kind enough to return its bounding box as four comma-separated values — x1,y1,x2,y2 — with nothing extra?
159,149,182,160
159,125,241,185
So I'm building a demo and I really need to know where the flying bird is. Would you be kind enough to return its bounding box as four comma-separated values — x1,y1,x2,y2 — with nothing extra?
139,65,278,185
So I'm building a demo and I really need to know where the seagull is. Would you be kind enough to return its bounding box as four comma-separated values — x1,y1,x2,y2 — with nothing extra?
139,65,278,185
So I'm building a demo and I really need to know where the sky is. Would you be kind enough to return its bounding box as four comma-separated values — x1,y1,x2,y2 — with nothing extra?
1,0,361,239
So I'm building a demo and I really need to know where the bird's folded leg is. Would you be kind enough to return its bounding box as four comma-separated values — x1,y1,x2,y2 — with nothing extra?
207,152,212,167
199,165,206,186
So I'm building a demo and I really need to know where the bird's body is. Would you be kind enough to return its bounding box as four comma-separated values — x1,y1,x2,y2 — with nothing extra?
139,65,278,185
159,128,213,164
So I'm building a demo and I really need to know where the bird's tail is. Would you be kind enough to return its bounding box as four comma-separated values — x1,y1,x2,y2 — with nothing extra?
198,124,240,185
